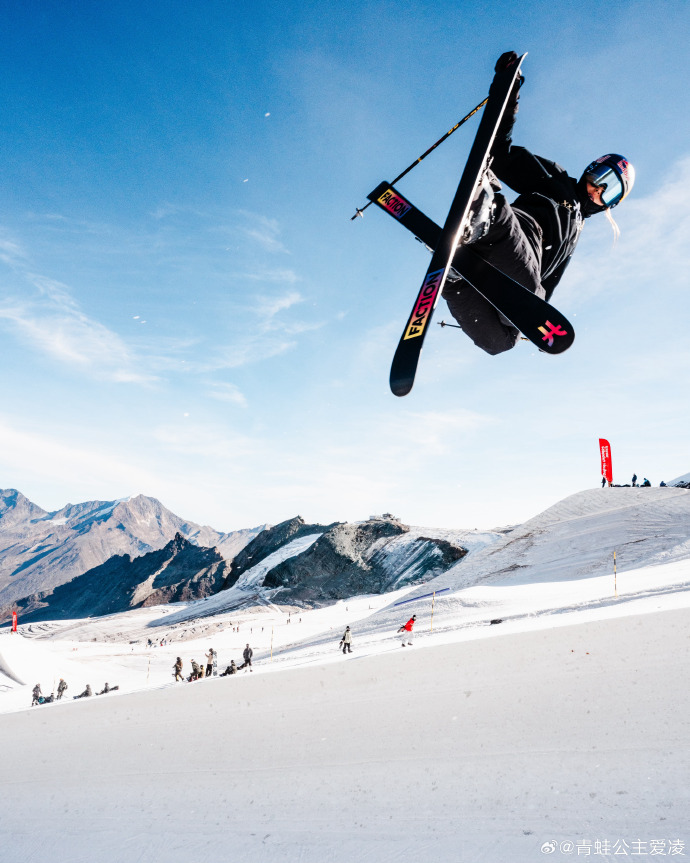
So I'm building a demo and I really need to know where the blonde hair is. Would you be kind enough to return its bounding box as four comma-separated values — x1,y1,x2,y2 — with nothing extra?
605,207,621,244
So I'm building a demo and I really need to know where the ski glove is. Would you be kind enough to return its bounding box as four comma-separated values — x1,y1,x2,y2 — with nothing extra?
494,51,518,73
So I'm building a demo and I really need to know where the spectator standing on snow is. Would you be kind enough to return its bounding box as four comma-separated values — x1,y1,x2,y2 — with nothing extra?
205,648,214,678
339,626,353,654
239,644,253,671
56,679,68,700
632,473,638,487
32,684,42,706
173,657,184,682
397,615,417,646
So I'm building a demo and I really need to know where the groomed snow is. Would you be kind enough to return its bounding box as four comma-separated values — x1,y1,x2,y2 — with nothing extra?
0,487,688,861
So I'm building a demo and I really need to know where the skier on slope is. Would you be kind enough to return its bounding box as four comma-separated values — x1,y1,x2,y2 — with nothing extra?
339,626,353,654
397,614,416,646
443,51,635,355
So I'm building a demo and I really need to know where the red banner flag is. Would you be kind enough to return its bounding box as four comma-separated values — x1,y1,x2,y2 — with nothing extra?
11,611,17,633
599,438,613,484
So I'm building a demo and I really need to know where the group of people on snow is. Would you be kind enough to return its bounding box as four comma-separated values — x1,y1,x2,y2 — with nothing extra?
174,644,254,682
602,474,666,488
31,613,426,708
31,678,117,706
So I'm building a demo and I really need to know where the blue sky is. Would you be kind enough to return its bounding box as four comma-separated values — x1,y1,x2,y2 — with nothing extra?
1,0,689,531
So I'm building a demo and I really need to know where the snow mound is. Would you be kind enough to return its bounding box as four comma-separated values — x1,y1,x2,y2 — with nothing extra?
398,487,690,602
0,632,89,691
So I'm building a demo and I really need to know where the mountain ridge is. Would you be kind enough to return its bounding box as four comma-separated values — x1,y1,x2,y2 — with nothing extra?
0,488,265,606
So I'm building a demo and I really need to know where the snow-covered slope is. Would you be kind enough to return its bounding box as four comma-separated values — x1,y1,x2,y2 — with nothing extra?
420,486,690,593
0,599,688,863
1,485,689,861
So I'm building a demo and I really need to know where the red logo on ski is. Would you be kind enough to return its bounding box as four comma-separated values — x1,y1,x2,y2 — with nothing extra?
538,320,568,347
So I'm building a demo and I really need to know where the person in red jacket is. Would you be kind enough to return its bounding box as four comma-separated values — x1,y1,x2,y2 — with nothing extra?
397,614,416,646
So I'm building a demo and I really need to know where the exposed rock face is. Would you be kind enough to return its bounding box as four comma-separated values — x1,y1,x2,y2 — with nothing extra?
262,519,467,606
222,516,336,589
5,533,228,622
0,488,263,606
0,495,470,622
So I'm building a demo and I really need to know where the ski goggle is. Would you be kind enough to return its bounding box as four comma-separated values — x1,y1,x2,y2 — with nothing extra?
584,165,624,207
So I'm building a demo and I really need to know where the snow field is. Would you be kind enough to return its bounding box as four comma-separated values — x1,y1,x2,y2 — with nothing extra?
1,486,689,860
1,605,688,862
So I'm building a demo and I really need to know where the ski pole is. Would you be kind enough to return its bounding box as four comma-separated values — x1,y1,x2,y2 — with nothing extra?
350,96,489,220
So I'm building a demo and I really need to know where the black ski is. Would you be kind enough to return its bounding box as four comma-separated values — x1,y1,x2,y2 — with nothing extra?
386,55,527,396
367,181,574,355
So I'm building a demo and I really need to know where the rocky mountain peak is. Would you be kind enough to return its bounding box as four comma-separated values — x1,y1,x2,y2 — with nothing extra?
0,488,49,528
224,515,338,588
0,489,264,607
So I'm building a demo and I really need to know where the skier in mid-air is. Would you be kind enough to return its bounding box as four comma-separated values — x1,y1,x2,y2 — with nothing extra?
443,51,635,355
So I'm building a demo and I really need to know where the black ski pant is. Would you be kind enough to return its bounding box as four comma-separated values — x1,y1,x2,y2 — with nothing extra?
443,193,545,355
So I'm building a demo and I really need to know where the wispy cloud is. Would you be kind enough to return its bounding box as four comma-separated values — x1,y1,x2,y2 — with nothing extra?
232,267,301,284
204,382,248,407
0,205,320,383
0,273,156,384
0,236,26,266
152,420,258,460
253,289,304,321
235,211,290,254
209,337,297,370
0,418,162,492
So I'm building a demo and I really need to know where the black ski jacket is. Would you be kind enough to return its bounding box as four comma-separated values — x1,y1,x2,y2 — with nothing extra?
490,98,587,301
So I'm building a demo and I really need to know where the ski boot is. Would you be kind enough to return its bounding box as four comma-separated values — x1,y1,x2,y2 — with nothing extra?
460,166,501,245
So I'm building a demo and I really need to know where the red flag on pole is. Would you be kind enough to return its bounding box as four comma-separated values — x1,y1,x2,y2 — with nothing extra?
11,611,17,633
599,438,613,484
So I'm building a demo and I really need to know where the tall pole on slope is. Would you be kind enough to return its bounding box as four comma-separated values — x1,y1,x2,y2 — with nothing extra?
614,550,618,599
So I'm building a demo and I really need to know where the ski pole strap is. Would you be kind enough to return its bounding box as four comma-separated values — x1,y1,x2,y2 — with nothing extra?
350,96,489,220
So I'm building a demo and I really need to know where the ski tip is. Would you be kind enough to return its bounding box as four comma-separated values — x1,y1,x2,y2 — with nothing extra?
390,377,413,397
531,318,575,354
